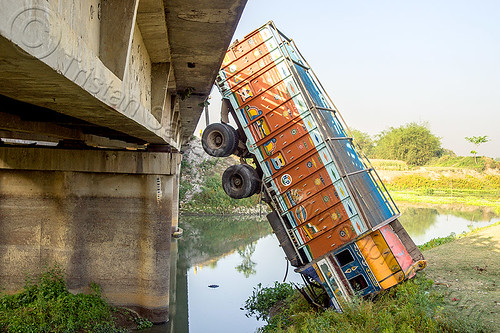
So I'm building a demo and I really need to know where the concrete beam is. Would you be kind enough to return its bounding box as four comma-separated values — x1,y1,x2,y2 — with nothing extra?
99,0,139,80
0,147,180,175
0,112,145,149
0,35,165,145
151,62,171,123
0,112,83,141
137,0,171,63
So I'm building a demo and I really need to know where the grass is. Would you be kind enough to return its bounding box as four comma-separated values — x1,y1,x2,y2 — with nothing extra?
0,265,152,333
426,156,500,171
244,282,297,322
388,174,500,191
244,275,488,332
367,156,500,172
423,223,500,332
370,159,410,171
390,191,500,214
386,172,500,213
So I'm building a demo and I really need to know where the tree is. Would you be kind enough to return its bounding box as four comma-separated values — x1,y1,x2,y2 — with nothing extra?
373,122,443,166
350,129,375,157
465,136,489,164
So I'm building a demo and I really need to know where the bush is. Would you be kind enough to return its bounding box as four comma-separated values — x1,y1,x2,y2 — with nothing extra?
373,122,443,166
243,282,296,321
0,265,151,332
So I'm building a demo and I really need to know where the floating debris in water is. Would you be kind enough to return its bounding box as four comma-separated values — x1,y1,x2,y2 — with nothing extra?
208,284,219,288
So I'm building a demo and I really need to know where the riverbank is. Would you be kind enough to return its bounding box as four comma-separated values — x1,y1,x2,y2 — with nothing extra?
423,222,500,332
377,162,500,212
245,222,500,332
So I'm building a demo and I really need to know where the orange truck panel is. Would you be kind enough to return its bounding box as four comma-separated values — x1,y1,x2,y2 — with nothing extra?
356,230,404,290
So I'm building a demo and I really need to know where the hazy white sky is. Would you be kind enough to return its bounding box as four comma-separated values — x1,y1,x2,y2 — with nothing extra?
196,0,499,158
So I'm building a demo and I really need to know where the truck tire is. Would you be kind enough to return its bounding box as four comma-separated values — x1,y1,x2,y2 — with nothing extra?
202,123,238,157
222,164,260,199
241,164,262,196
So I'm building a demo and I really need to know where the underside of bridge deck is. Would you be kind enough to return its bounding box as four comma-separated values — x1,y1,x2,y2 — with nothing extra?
0,0,246,150
0,0,247,323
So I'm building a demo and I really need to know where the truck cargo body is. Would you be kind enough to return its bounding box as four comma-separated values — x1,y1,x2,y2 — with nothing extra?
212,22,425,311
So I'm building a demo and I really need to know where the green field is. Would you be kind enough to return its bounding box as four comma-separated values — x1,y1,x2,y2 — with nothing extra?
371,157,500,213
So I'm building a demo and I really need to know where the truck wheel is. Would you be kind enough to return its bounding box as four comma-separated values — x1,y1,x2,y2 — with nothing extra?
202,123,238,157
222,164,260,199
241,164,262,196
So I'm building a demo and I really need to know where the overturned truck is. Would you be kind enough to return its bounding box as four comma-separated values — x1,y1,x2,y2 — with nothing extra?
202,22,426,311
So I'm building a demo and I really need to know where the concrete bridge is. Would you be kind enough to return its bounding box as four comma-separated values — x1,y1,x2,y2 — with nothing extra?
0,0,246,322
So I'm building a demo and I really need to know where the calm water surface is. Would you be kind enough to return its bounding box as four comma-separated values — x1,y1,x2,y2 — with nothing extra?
398,205,499,245
145,205,499,333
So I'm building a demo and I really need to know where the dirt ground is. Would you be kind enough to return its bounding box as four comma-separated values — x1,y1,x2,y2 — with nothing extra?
424,224,500,332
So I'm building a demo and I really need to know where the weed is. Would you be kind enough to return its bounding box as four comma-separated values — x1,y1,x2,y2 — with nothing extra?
426,156,499,171
0,265,148,332
134,317,153,330
390,190,500,208
370,159,410,171
243,282,296,321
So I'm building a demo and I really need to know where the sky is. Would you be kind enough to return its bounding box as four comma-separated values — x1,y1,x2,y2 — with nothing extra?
195,0,500,158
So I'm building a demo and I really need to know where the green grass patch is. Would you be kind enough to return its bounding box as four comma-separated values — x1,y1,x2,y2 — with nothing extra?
245,275,488,332
390,191,500,213
0,265,151,333
244,282,297,322
387,172,500,212
388,174,500,191
426,156,499,171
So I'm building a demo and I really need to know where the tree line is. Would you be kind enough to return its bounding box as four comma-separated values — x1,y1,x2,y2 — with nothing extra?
350,122,448,166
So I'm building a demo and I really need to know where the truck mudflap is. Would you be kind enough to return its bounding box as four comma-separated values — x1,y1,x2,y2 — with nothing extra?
214,21,426,306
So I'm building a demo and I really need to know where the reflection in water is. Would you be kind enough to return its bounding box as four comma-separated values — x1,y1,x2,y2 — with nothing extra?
399,205,500,245
235,242,257,278
145,206,499,332
399,207,439,237
179,215,271,268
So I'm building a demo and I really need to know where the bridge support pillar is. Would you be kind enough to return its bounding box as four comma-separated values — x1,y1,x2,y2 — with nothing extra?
0,146,181,323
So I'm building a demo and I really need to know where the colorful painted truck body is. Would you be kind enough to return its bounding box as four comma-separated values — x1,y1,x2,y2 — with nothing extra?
208,22,426,310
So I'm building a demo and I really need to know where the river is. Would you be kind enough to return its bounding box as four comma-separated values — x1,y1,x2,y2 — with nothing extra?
144,204,499,333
